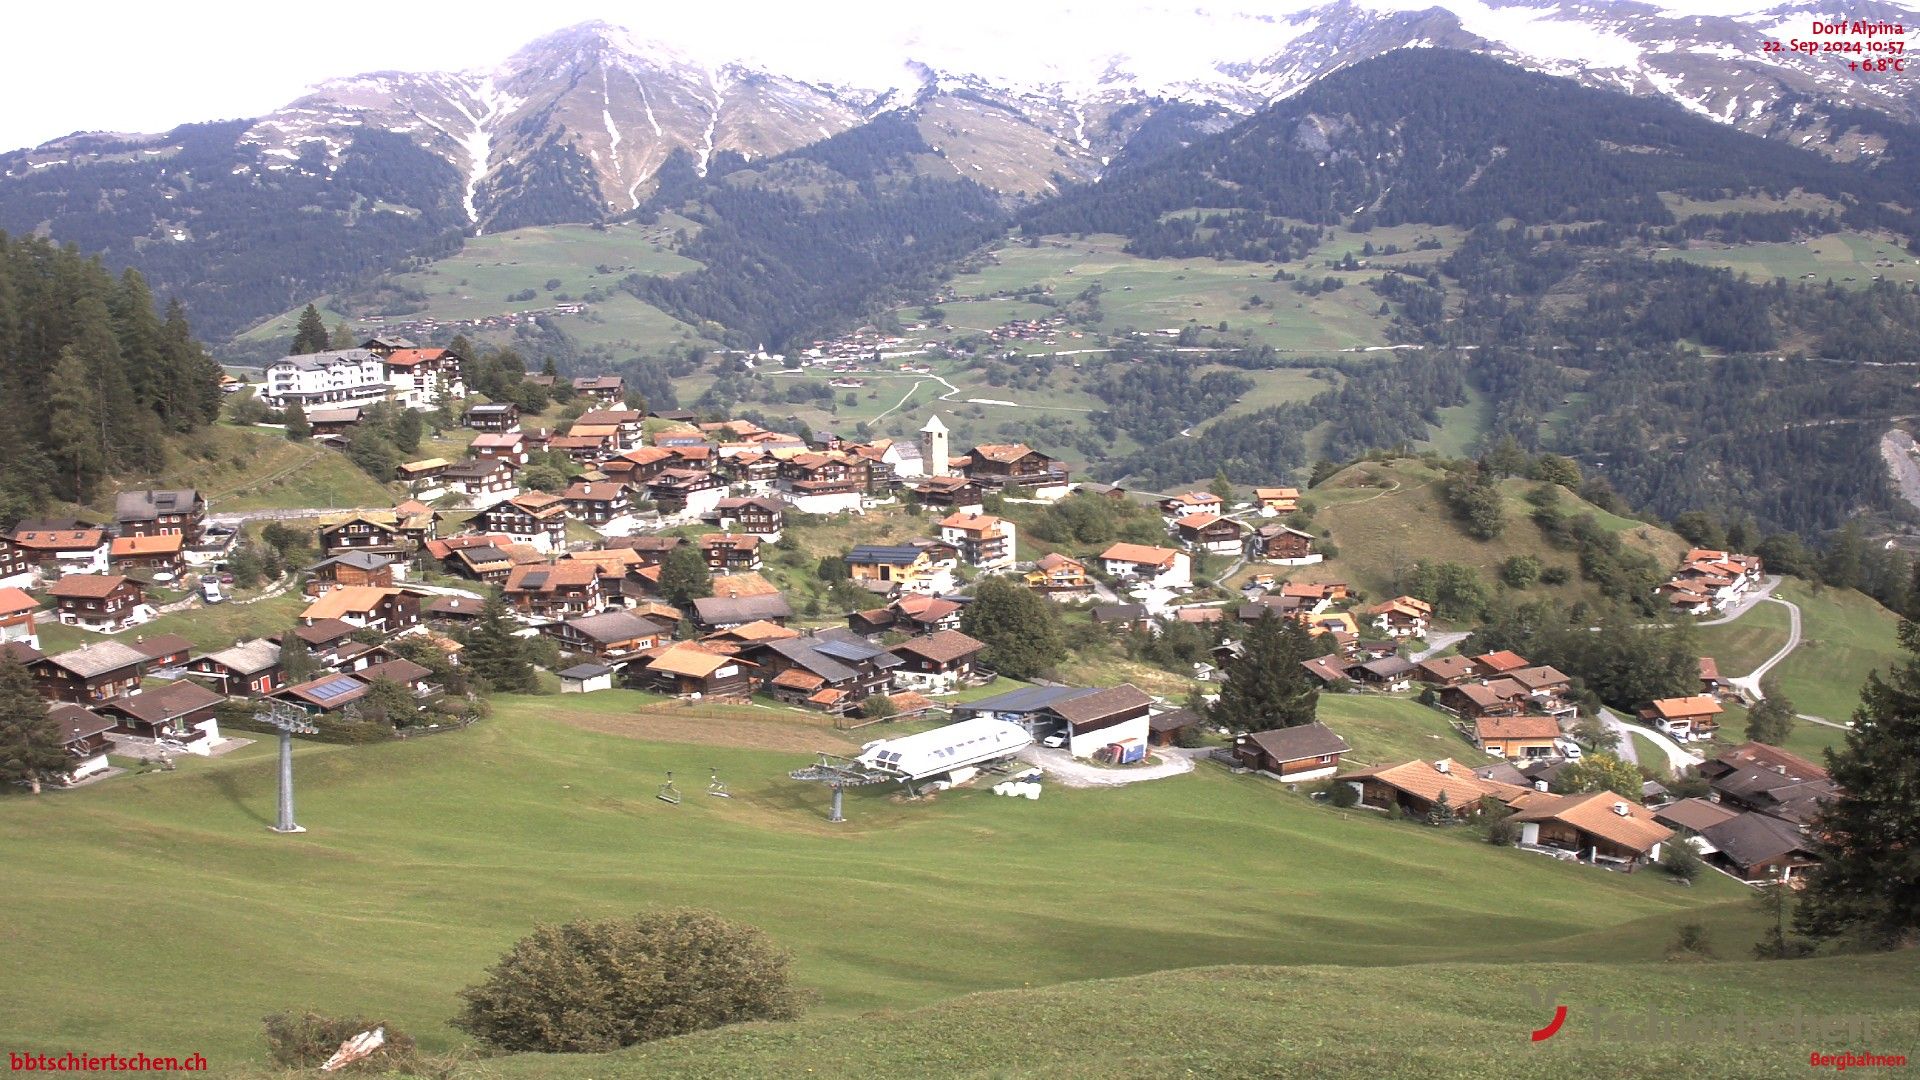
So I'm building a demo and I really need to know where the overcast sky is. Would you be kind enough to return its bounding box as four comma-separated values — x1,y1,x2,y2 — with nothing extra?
6,0,1784,152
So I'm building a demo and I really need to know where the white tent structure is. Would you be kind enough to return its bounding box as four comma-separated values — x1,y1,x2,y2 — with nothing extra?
856,718,1032,783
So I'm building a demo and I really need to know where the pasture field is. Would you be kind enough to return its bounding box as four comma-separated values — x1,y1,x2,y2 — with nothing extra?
946,234,1402,352
1663,228,1918,290
0,691,1752,1069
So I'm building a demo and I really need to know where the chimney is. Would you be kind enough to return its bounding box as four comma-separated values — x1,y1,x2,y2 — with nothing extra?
1613,801,1631,817
1433,760,1450,774
1534,780,1549,792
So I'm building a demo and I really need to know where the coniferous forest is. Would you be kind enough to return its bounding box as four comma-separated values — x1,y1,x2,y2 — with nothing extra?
0,232,225,515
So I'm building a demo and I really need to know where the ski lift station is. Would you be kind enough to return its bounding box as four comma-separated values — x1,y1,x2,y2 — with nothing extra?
855,717,1033,784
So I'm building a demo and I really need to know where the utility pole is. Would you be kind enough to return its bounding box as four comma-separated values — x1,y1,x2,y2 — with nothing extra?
257,700,318,833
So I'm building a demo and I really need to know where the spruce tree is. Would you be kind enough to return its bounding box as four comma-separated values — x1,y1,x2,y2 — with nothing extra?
1795,622,1920,948
1212,612,1318,731
291,304,330,355
330,321,356,350
0,657,69,794
659,545,714,610
958,578,1065,681
465,592,538,693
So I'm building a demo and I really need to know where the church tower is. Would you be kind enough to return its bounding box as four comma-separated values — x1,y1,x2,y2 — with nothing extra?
920,415,951,478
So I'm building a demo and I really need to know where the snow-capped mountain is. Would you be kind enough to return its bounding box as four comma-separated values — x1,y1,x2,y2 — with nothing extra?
15,4,1913,230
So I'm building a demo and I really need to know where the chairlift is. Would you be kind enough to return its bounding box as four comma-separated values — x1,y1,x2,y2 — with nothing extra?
707,767,732,799
657,771,682,805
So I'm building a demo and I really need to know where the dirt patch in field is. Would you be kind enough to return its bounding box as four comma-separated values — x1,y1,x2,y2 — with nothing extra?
557,705,858,754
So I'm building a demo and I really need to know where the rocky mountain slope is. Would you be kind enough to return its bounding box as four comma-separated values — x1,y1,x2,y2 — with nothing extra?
1,4,1914,338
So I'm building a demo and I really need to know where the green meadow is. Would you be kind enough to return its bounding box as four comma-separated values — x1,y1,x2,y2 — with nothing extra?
0,691,1758,1070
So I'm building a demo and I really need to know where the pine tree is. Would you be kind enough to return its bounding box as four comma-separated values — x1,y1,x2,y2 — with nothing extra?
0,656,69,794
1795,622,1920,948
329,321,356,350
464,592,538,693
958,578,1065,680
1212,613,1319,731
291,305,330,355
283,402,311,441
659,545,714,610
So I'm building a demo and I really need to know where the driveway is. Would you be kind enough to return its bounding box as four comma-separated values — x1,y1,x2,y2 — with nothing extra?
1016,744,1202,787
1596,707,1702,773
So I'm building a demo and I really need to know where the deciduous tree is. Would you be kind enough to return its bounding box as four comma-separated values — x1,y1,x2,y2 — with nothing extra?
959,578,1065,680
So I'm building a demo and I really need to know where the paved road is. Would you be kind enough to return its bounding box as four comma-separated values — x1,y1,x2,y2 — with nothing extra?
208,508,357,526
1696,576,1782,626
1409,632,1469,663
1727,595,1802,699
1596,707,1703,773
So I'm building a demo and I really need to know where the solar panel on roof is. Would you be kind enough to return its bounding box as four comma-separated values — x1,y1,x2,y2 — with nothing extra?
521,571,549,588
814,639,880,661
307,677,363,702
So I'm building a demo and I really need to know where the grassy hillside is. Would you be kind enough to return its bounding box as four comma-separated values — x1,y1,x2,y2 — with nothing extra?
87,422,394,515
230,219,714,360
1276,458,1689,605
1773,579,1904,723
476,954,1920,1080
1695,598,1793,678
0,694,1756,1068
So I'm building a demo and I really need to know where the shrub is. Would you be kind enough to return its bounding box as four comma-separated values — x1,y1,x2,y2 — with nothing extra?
452,909,800,1053
1326,780,1358,808
1660,839,1703,882
262,1011,416,1071
1538,565,1572,586
1668,922,1715,960
1487,817,1521,846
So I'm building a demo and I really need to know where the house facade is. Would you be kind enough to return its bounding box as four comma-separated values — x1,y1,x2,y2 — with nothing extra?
1098,544,1192,590
48,575,150,633
938,512,1016,570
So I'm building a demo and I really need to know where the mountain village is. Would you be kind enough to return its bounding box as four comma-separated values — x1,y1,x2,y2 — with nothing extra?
0,336,1836,892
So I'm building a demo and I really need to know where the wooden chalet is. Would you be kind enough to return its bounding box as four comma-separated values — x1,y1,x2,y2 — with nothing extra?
317,512,408,558
1172,512,1246,555
562,481,631,526
49,703,114,785
31,641,149,704
887,629,988,694
633,642,754,698
541,610,671,663
100,681,224,747
962,444,1067,491
114,488,206,542
1246,524,1316,563
305,552,396,596
109,534,186,579
1510,792,1672,870
48,574,149,632
504,561,603,619
472,492,569,551
464,402,520,431
186,638,285,697
1233,722,1350,781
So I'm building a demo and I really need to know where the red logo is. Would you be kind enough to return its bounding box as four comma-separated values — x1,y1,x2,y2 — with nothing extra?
1531,1004,1568,1042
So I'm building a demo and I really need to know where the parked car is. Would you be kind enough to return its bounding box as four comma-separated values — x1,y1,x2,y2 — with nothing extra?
201,581,226,604
1556,739,1583,760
